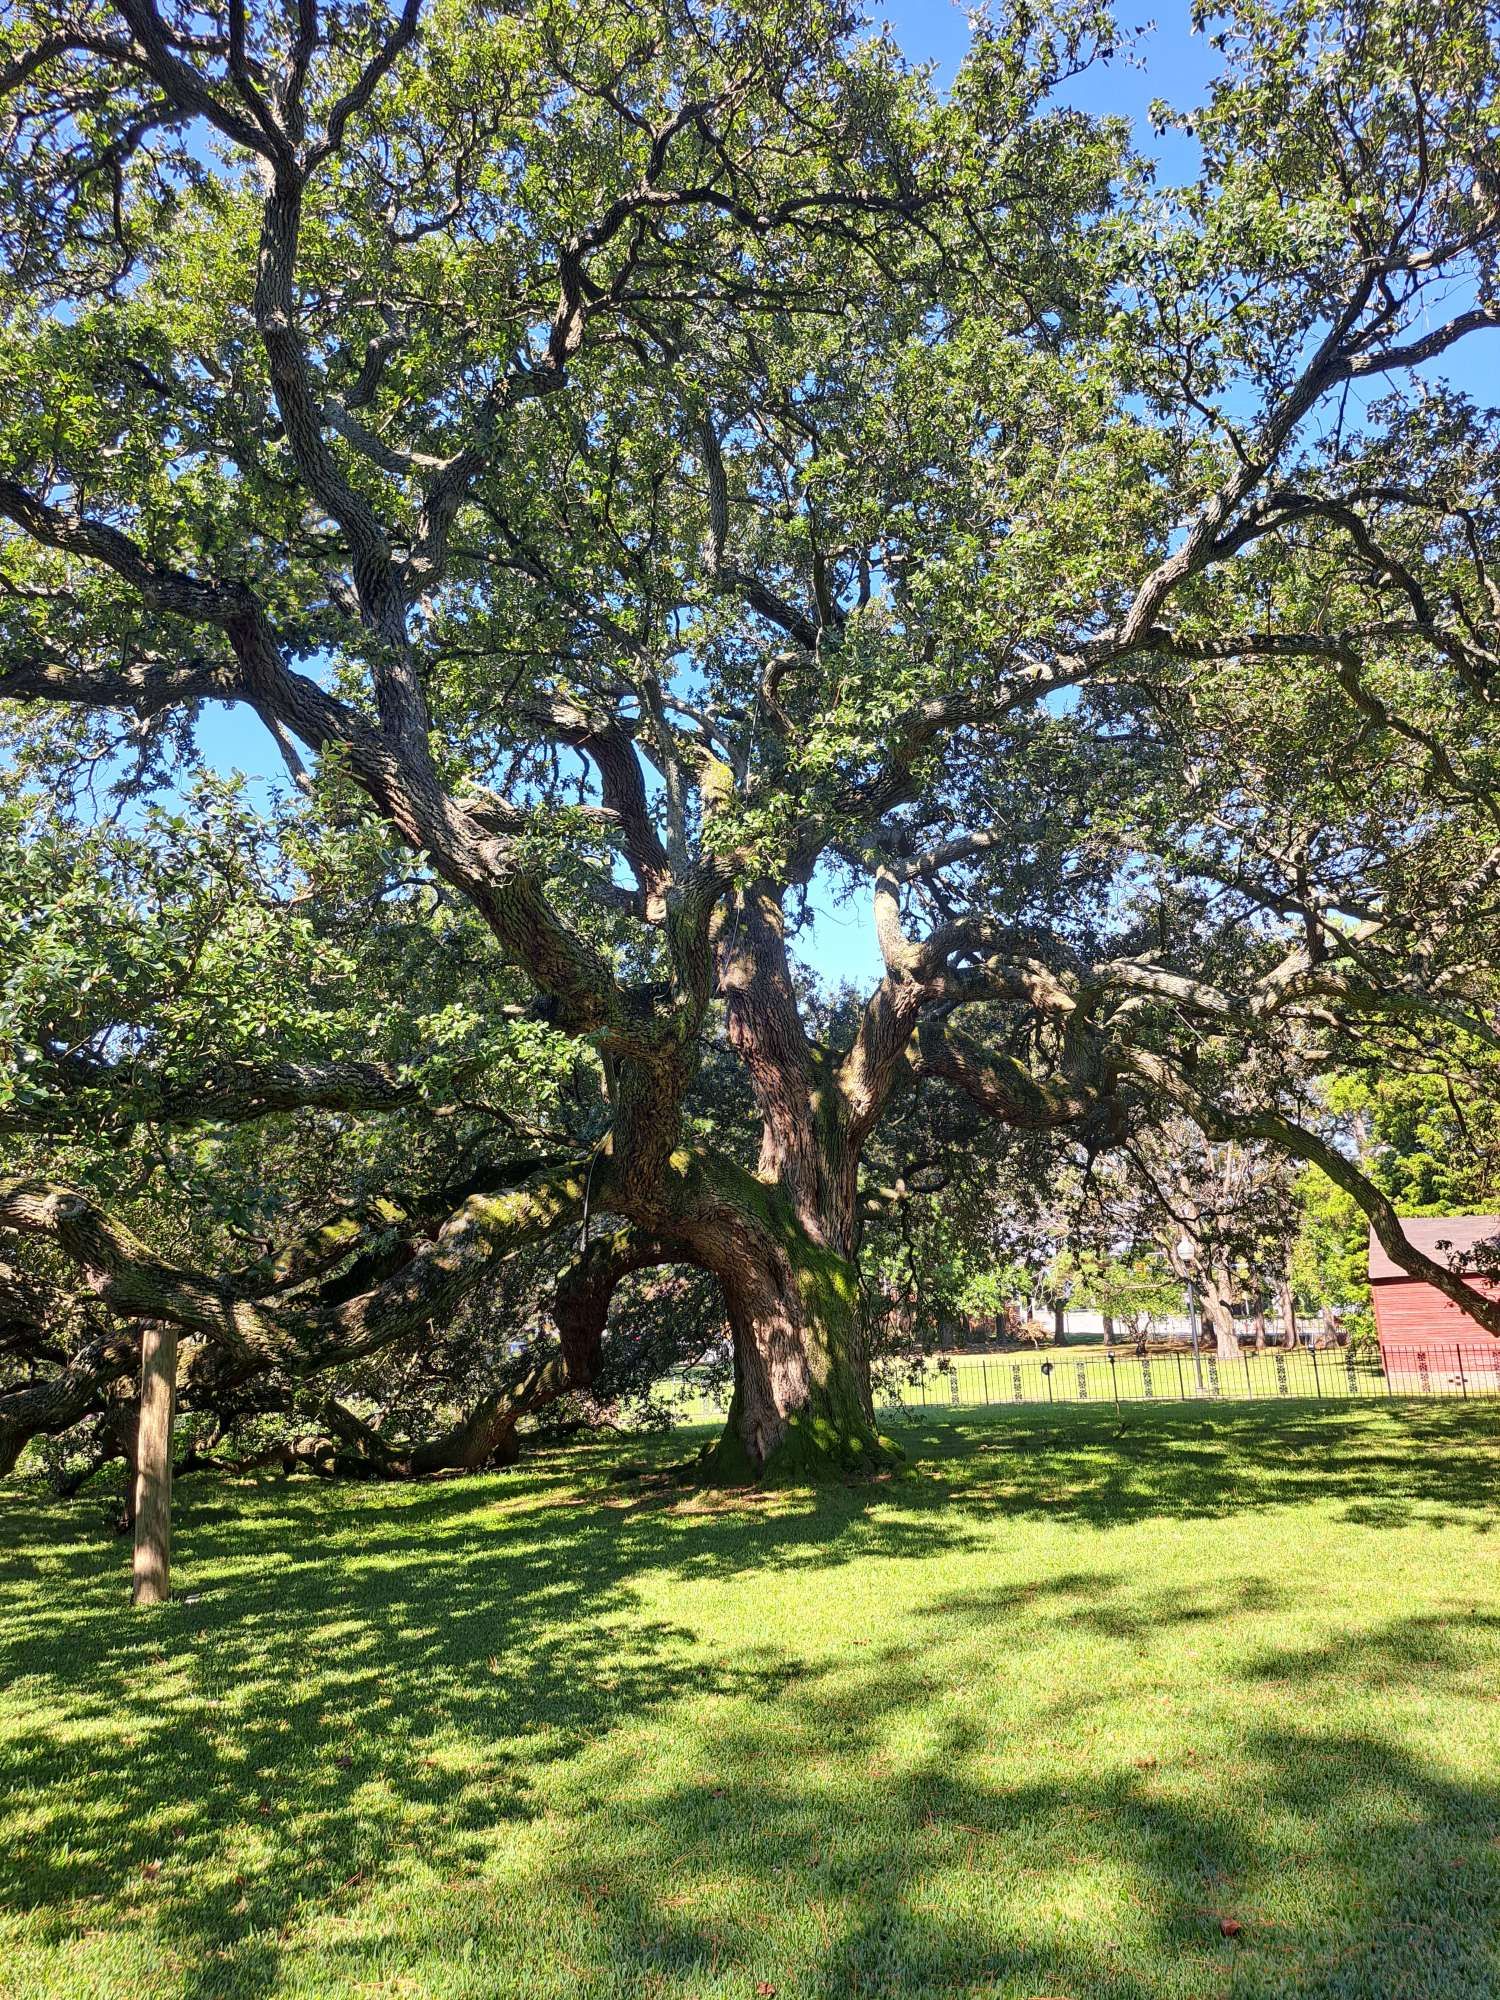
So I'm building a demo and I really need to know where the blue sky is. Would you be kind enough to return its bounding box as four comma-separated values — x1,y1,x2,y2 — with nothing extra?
184,2,1493,993
801,1,1218,986
191,2,1227,993
886,0,1220,151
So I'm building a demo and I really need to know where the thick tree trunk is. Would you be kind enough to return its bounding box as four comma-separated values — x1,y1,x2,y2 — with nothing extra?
1202,1266,1241,1361
700,1194,888,1483
1278,1273,1299,1349
697,887,893,1482
132,1321,177,1607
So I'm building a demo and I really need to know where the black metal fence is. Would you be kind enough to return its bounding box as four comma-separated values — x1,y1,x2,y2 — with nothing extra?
661,1340,1500,1426
875,1342,1500,1414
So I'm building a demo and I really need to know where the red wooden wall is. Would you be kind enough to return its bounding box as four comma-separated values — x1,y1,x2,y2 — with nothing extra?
1372,1275,1500,1344
1374,1276,1500,1385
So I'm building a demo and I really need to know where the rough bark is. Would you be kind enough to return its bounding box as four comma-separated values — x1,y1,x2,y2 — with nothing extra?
676,883,895,1482
316,1386,542,1476
0,1164,586,1389
693,1180,889,1483
717,887,857,1249
0,1327,138,1476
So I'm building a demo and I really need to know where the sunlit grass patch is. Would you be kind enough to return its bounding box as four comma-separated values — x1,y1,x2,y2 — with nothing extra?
2,1400,1498,1998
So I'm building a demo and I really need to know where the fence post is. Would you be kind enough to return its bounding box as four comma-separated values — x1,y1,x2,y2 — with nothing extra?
1310,1344,1322,1397
1109,1351,1120,1412
1175,1351,1187,1400
1457,1345,1468,1401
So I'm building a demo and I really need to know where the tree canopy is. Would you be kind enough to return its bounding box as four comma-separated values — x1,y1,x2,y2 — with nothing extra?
2,0,1499,1492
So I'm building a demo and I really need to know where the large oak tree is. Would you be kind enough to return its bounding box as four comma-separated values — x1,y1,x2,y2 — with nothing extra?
3,0,1499,1485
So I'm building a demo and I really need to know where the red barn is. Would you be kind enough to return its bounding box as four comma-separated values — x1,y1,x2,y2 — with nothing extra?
1369,1215,1500,1390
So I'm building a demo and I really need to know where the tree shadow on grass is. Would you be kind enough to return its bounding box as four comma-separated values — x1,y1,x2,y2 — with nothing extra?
508,1528,1500,1998
548,1697,1500,2000
0,1400,1496,1996
887,1397,1499,1537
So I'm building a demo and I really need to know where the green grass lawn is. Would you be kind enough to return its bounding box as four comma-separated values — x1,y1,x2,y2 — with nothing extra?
2,1402,1499,2000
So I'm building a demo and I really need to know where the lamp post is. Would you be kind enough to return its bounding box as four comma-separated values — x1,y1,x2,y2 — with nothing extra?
1178,1233,1206,1395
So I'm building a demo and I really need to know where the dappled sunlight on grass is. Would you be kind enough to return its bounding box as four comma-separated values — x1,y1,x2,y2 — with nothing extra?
2,1401,1498,1997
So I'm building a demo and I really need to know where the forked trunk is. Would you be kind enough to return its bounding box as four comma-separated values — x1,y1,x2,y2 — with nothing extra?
697,882,914,1481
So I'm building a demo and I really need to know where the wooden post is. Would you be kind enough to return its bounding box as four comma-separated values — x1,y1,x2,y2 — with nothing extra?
132,1321,178,1608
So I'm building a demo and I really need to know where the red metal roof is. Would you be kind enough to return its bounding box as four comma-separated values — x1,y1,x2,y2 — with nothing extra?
1368,1214,1500,1283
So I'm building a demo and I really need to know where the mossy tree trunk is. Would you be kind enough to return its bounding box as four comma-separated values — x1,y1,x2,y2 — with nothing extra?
703,1203,888,1483
685,886,903,1483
